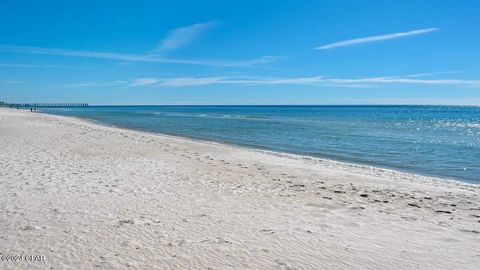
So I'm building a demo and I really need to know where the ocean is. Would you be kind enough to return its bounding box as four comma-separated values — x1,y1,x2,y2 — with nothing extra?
40,105,480,183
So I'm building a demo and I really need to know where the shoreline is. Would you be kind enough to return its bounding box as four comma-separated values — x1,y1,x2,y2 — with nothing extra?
38,108,477,187
1,107,479,269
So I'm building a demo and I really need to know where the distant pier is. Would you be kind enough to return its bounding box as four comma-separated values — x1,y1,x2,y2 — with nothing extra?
0,102,89,108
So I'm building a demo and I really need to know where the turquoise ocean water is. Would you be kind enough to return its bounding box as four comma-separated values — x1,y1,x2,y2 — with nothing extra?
40,106,480,183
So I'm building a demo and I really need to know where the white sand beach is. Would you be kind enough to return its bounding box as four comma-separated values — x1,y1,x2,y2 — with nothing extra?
0,108,479,269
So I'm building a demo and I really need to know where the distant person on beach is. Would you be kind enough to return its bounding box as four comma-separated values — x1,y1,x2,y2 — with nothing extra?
30,108,33,112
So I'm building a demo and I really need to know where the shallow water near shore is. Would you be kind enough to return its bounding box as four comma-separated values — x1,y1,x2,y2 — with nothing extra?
40,105,480,183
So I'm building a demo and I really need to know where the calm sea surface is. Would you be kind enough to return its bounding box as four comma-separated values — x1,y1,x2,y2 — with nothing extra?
40,106,480,183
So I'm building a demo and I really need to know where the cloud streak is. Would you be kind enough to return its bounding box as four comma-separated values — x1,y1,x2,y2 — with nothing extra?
51,81,127,89
153,21,217,53
127,74,480,88
315,28,439,50
158,77,227,87
130,78,160,86
49,72,479,89
0,45,280,67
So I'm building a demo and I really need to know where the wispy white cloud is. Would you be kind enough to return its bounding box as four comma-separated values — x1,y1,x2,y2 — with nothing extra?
52,73,479,89
315,28,439,50
243,75,480,87
0,45,280,67
51,81,127,89
152,21,217,53
0,22,278,68
127,74,480,88
383,71,463,79
159,77,227,87
128,77,226,87
130,78,160,86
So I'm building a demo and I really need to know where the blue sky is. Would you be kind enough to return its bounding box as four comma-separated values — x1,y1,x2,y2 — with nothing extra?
1,0,479,105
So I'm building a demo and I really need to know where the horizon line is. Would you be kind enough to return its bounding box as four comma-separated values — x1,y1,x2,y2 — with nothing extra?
3,103,479,107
